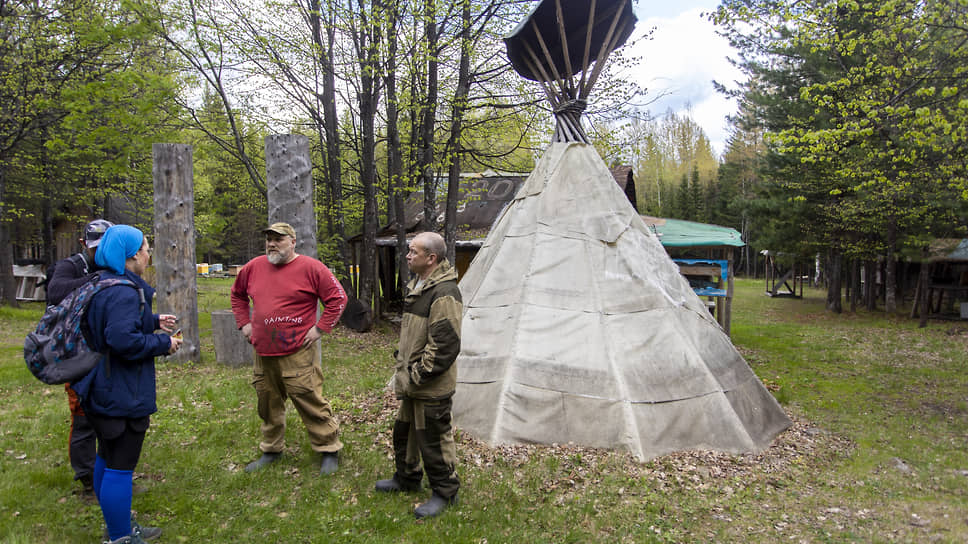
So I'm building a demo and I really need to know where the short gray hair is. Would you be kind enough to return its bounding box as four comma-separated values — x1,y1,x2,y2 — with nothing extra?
417,232,446,260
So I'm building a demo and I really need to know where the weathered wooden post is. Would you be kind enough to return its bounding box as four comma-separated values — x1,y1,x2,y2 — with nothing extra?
266,134,316,257
152,143,200,364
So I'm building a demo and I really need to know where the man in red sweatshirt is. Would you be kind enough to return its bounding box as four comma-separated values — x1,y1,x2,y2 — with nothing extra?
230,222,348,475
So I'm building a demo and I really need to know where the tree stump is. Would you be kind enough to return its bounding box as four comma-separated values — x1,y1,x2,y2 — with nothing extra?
212,310,253,367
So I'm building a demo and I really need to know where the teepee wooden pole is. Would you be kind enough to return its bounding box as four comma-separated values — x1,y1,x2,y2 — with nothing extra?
563,114,580,142
561,117,578,142
519,51,580,141
580,6,628,100
529,19,567,92
520,47,561,108
522,17,590,142
582,19,632,100
554,0,576,96
576,0,597,95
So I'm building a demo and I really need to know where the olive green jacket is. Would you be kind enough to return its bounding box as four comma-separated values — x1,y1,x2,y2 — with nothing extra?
394,259,462,400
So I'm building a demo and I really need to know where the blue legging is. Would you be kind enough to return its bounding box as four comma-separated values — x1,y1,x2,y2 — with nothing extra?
88,414,149,540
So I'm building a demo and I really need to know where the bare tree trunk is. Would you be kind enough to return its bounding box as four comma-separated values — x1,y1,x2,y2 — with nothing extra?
318,0,348,280
0,164,18,307
152,144,200,364
307,0,332,244
865,260,877,311
849,259,859,312
382,0,409,300
0,226,14,306
741,214,750,277
443,0,471,265
40,132,56,265
898,258,907,306
826,250,843,313
884,218,897,314
354,0,383,319
42,196,54,264
918,254,931,328
418,0,438,232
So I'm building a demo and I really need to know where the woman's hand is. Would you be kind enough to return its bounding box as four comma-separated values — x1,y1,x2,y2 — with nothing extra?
168,335,183,355
159,314,178,333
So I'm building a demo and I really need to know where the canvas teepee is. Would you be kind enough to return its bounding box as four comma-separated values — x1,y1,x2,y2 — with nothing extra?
452,0,790,461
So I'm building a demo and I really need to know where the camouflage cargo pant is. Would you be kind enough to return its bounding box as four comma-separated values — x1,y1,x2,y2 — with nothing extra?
252,342,342,454
393,397,460,499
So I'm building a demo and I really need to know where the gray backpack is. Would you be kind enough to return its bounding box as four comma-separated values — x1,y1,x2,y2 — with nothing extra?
24,272,143,384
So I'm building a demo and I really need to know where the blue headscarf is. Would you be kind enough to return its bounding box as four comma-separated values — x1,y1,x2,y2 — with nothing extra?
95,225,144,275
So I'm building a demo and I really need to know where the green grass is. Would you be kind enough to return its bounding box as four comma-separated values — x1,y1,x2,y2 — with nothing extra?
1,278,966,542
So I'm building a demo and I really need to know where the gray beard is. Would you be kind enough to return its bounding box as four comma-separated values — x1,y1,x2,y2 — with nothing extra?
267,251,285,265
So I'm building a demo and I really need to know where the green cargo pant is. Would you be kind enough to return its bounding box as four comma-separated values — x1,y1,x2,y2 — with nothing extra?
252,342,342,454
393,397,460,499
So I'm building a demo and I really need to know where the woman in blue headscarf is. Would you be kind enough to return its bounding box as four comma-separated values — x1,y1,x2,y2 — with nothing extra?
72,225,182,544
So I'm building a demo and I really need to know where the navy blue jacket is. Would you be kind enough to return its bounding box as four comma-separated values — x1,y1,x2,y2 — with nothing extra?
72,270,171,418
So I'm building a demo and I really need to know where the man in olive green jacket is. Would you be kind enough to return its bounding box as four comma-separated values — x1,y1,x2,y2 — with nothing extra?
376,232,462,519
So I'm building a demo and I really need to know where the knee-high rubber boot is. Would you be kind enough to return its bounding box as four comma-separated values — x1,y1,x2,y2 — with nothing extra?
100,468,133,541
93,455,106,503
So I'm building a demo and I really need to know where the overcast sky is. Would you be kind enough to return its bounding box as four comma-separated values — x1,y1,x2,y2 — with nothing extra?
626,0,745,157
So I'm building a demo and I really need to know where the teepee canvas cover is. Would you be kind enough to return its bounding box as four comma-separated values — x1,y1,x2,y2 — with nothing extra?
453,143,791,461
451,0,790,461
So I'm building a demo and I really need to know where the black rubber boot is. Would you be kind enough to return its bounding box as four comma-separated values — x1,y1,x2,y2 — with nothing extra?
414,492,458,519
78,475,96,503
319,452,339,475
244,452,282,473
375,477,421,493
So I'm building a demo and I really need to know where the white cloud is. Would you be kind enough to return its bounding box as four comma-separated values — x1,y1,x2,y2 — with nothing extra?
625,7,745,157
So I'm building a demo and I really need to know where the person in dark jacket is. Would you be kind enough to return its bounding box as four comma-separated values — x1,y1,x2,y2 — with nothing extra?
72,225,181,544
375,232,462,519
45,219,112,306
45,218,112,500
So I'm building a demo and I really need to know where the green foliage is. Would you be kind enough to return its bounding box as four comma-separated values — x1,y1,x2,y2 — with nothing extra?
0,0,182,261
715,0,968,263
188,89,268,265
460,105,543,173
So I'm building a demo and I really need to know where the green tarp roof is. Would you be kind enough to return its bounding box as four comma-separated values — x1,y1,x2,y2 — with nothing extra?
641,216,745,248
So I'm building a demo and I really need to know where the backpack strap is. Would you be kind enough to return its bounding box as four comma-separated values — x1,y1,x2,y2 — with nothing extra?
69,253,90,275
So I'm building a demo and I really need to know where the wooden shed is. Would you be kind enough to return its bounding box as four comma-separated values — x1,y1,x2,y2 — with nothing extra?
640,216,745,335
912,238,968,321
347,172,526,304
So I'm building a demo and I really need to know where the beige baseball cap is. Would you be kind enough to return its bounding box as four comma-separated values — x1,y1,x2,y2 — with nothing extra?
262,222,296,238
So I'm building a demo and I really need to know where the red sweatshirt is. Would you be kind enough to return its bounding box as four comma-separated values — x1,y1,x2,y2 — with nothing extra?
230,255,347,356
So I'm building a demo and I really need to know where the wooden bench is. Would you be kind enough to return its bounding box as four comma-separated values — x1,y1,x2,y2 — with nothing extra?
13,264,46,302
